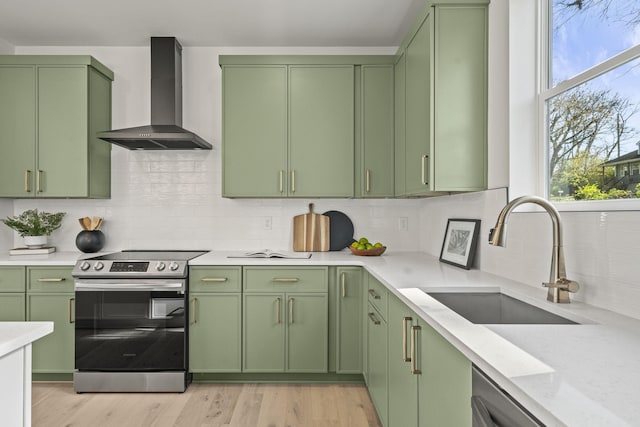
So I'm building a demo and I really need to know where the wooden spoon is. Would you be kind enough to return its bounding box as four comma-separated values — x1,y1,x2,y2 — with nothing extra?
95,217,103,230
90,216,100,231
79,217,91,230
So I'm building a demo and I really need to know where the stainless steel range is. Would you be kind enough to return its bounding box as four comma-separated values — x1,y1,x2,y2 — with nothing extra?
72,250,208,393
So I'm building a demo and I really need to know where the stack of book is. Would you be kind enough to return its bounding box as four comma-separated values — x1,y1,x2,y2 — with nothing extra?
9,247,56,256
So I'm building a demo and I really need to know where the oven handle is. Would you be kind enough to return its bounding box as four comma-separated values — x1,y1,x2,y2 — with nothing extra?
75,281,185,292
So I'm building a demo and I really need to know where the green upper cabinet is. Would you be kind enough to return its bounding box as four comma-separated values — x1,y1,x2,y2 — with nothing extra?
356,65,395,198
289,65,354,197
0,66,35,198
394,53,407,196
222,66,287,197
220,56,394,199
0,56,113,198
396,1,488,196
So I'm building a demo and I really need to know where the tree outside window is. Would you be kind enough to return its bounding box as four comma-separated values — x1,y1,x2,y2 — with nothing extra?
546,0,640,201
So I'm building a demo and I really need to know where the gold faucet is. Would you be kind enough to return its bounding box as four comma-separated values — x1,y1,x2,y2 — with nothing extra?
489,195,579,303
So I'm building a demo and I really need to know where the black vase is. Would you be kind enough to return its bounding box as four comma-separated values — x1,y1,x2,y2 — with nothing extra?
75,230,105,253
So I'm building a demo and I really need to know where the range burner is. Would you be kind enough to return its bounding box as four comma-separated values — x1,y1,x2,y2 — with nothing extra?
72,250,209,279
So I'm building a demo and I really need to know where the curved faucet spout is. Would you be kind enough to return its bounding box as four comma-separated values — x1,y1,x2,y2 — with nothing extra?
488,195,578,303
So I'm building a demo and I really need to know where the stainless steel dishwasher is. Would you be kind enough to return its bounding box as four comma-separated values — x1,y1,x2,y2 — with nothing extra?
471,366,545,427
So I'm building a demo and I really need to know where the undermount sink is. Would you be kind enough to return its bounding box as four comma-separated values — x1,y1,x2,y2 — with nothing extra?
423,290,578,325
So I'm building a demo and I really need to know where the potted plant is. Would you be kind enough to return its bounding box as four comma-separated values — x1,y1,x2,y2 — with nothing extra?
1,209,66,248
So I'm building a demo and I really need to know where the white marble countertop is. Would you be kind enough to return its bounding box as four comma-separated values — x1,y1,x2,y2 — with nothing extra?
0,251,86,266
0,322,53,358
1,249,638,425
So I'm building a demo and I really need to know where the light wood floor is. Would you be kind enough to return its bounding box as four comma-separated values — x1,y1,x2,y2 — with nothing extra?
32,382,383,427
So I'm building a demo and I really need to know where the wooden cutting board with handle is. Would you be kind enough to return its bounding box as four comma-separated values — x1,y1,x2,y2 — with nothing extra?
293,203,330,252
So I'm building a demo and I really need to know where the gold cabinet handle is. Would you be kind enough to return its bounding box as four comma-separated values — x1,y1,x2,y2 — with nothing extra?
279,170,284,193
272,277,299,283
368,312,381,325
201,277,228,283
368,289,381,300
421,155,428,186
38,278,66,282
289,297,294,324
25,170,31,193
37,169,43,193
69,297,75,324
402,316,412,362
365,169,371,193
291,169,296,193
191,298,198,324
341,272,347,298
411,325,422,374
276,297,282,324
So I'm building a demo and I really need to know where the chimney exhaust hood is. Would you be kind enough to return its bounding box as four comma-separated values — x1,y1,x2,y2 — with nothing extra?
97,37,212,150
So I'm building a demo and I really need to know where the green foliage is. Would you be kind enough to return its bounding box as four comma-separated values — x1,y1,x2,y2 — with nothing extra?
573,184,633,200
573,184,608,200
1,209,66,237
636,183,640,198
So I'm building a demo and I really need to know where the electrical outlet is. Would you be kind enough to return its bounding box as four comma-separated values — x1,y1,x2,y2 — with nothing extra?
398,217,408,231
263,216,272,230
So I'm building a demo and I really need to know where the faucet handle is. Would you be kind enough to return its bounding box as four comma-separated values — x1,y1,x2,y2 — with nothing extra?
542,278,579,293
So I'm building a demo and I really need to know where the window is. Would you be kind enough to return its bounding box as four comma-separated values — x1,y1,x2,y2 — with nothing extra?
544,0,640,202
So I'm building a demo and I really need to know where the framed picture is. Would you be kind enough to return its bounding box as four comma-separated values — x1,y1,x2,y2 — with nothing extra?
439,219,481,270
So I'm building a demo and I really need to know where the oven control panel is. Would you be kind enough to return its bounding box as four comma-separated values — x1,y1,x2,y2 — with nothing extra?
73,260,188,278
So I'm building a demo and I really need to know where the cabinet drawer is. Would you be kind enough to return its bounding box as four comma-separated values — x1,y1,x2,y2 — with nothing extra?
0,266,25,292
27,266,74,292
243,267,328,293
189,266,241,292
368,275,388,320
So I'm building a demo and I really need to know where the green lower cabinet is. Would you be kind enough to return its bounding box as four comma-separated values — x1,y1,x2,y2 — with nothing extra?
243,292,328,373
388,296,419,427
0,266,26,320
286,293,328,372
385,294,472,427
243,293,285,372
189,293,242,372
418,319,472,427
335,267,363,373
27,293,75,373
0,294,26,321
367,303,388,427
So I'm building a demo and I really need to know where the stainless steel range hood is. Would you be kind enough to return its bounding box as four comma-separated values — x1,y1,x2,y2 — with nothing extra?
98,37,212,150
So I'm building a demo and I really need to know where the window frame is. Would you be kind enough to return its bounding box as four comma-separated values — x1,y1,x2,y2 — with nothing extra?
535,0,640,212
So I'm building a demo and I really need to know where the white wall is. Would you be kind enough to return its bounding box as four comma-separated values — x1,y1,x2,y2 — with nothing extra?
0,38,14,54
12,45,420,253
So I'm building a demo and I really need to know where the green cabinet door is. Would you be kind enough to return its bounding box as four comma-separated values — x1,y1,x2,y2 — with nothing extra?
28,293,75,373
243,293,285,372
418,319,472,427
189,293,242,373
289,66,354,197
0,294,26,321
432,5,487,191
394,53,407,196
388,296,419,427
335,267,363,373
360,65,394,197
286,293,328,372
37,66,88,197
404,14,432,195
222,66,288,197
367,304,388,427
0,66,36,197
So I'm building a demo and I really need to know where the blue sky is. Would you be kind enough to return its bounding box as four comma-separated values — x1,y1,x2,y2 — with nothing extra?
552,0,640,154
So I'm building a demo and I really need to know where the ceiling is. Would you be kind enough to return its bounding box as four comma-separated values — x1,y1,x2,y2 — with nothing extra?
0,0,424,47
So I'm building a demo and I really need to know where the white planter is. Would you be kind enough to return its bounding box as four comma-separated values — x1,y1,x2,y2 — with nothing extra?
23,235,47,248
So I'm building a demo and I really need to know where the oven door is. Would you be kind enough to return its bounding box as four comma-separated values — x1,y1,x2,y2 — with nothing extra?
74,279,187,372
